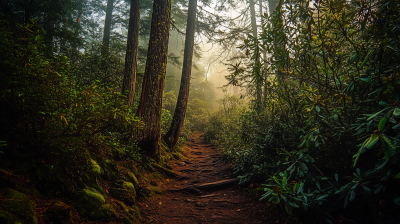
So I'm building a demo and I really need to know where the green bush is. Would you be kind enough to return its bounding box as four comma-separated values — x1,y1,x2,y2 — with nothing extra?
211,0,400,222
0,21,143,196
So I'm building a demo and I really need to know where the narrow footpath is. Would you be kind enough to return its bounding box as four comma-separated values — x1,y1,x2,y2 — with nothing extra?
137,133,285,224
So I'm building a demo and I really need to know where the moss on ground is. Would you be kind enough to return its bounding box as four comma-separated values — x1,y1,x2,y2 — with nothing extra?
126,172,140,189
74,187,115,220
116,201,139,224
109,181,136,204
0,189,38,224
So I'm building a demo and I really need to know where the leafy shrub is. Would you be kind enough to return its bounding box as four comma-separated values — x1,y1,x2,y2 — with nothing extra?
212,0,400,222
0,21,143,196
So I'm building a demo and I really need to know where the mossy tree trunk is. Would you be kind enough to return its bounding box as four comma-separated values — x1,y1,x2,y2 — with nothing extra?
122,0,140,104
163,0,197,148
137,0,171,157
102,0,114,51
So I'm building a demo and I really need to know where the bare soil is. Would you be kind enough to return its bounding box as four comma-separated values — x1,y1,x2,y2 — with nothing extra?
137,133,289,224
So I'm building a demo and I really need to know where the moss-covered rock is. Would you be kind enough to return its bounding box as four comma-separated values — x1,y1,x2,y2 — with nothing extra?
74,188,115,220
116,202,139,224
0,189,38,224
149,186,165,195
42,200,72,224
126,172,140,189
89,158,102,176
109,181,136,204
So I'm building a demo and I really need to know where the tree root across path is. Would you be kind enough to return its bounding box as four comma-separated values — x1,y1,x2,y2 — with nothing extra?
137,133,291,224
167,178,240,194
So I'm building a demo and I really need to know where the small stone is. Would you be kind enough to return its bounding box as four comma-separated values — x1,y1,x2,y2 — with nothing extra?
195,202,206,207
184,198,194,202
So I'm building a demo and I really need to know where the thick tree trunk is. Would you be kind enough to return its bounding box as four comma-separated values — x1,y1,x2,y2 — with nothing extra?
249,0,262,107
163,0,197,148
122,0,141,104
102,0,114,50
137,0,171,157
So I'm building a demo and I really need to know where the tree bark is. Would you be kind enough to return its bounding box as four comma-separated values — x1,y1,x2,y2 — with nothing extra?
249,0,262,107
77,0,83,23
259,0,268,102
136,0,171,157
163,0,197,148
122,0,141,104
102,0,114,50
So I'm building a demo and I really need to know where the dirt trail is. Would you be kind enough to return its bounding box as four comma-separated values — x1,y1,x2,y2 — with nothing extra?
137,133,283,224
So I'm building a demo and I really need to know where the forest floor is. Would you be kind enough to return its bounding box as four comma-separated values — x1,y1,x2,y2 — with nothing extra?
137,133,292,224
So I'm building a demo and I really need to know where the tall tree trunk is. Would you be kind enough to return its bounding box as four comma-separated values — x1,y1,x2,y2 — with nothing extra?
249,0,262,107
268,0,283,83
259,0,268,102
103,0,114,50
77,0,83,23
137,0,171,157
259,0,266,62
122,0,141,104
163,0,197,148
231,42,239,95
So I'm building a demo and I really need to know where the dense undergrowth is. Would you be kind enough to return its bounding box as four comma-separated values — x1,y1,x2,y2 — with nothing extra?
206,0,400,223
0,20,202,223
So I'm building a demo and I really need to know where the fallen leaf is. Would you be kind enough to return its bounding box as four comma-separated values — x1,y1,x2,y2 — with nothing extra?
237,209,241,211
159,202,162,205
276,221,279,223
249,184,253,187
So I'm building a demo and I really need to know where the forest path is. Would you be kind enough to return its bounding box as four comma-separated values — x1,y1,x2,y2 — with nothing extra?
137,133,282,224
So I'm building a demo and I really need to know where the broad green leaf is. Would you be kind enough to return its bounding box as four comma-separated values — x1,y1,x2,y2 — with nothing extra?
297,183,304,194
273,176,281,185
378,117,387,131
316,105,320,112
360,78,371,83
335,173,339,182
316,194,328,200
363,186,371,194
393,108,400,117
349,190,355,201
394,172,400,179
282,177,287,186
381,134,396,152
288,200,299,207
316,181,321,190
293,182,300,192
367,108,387,121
